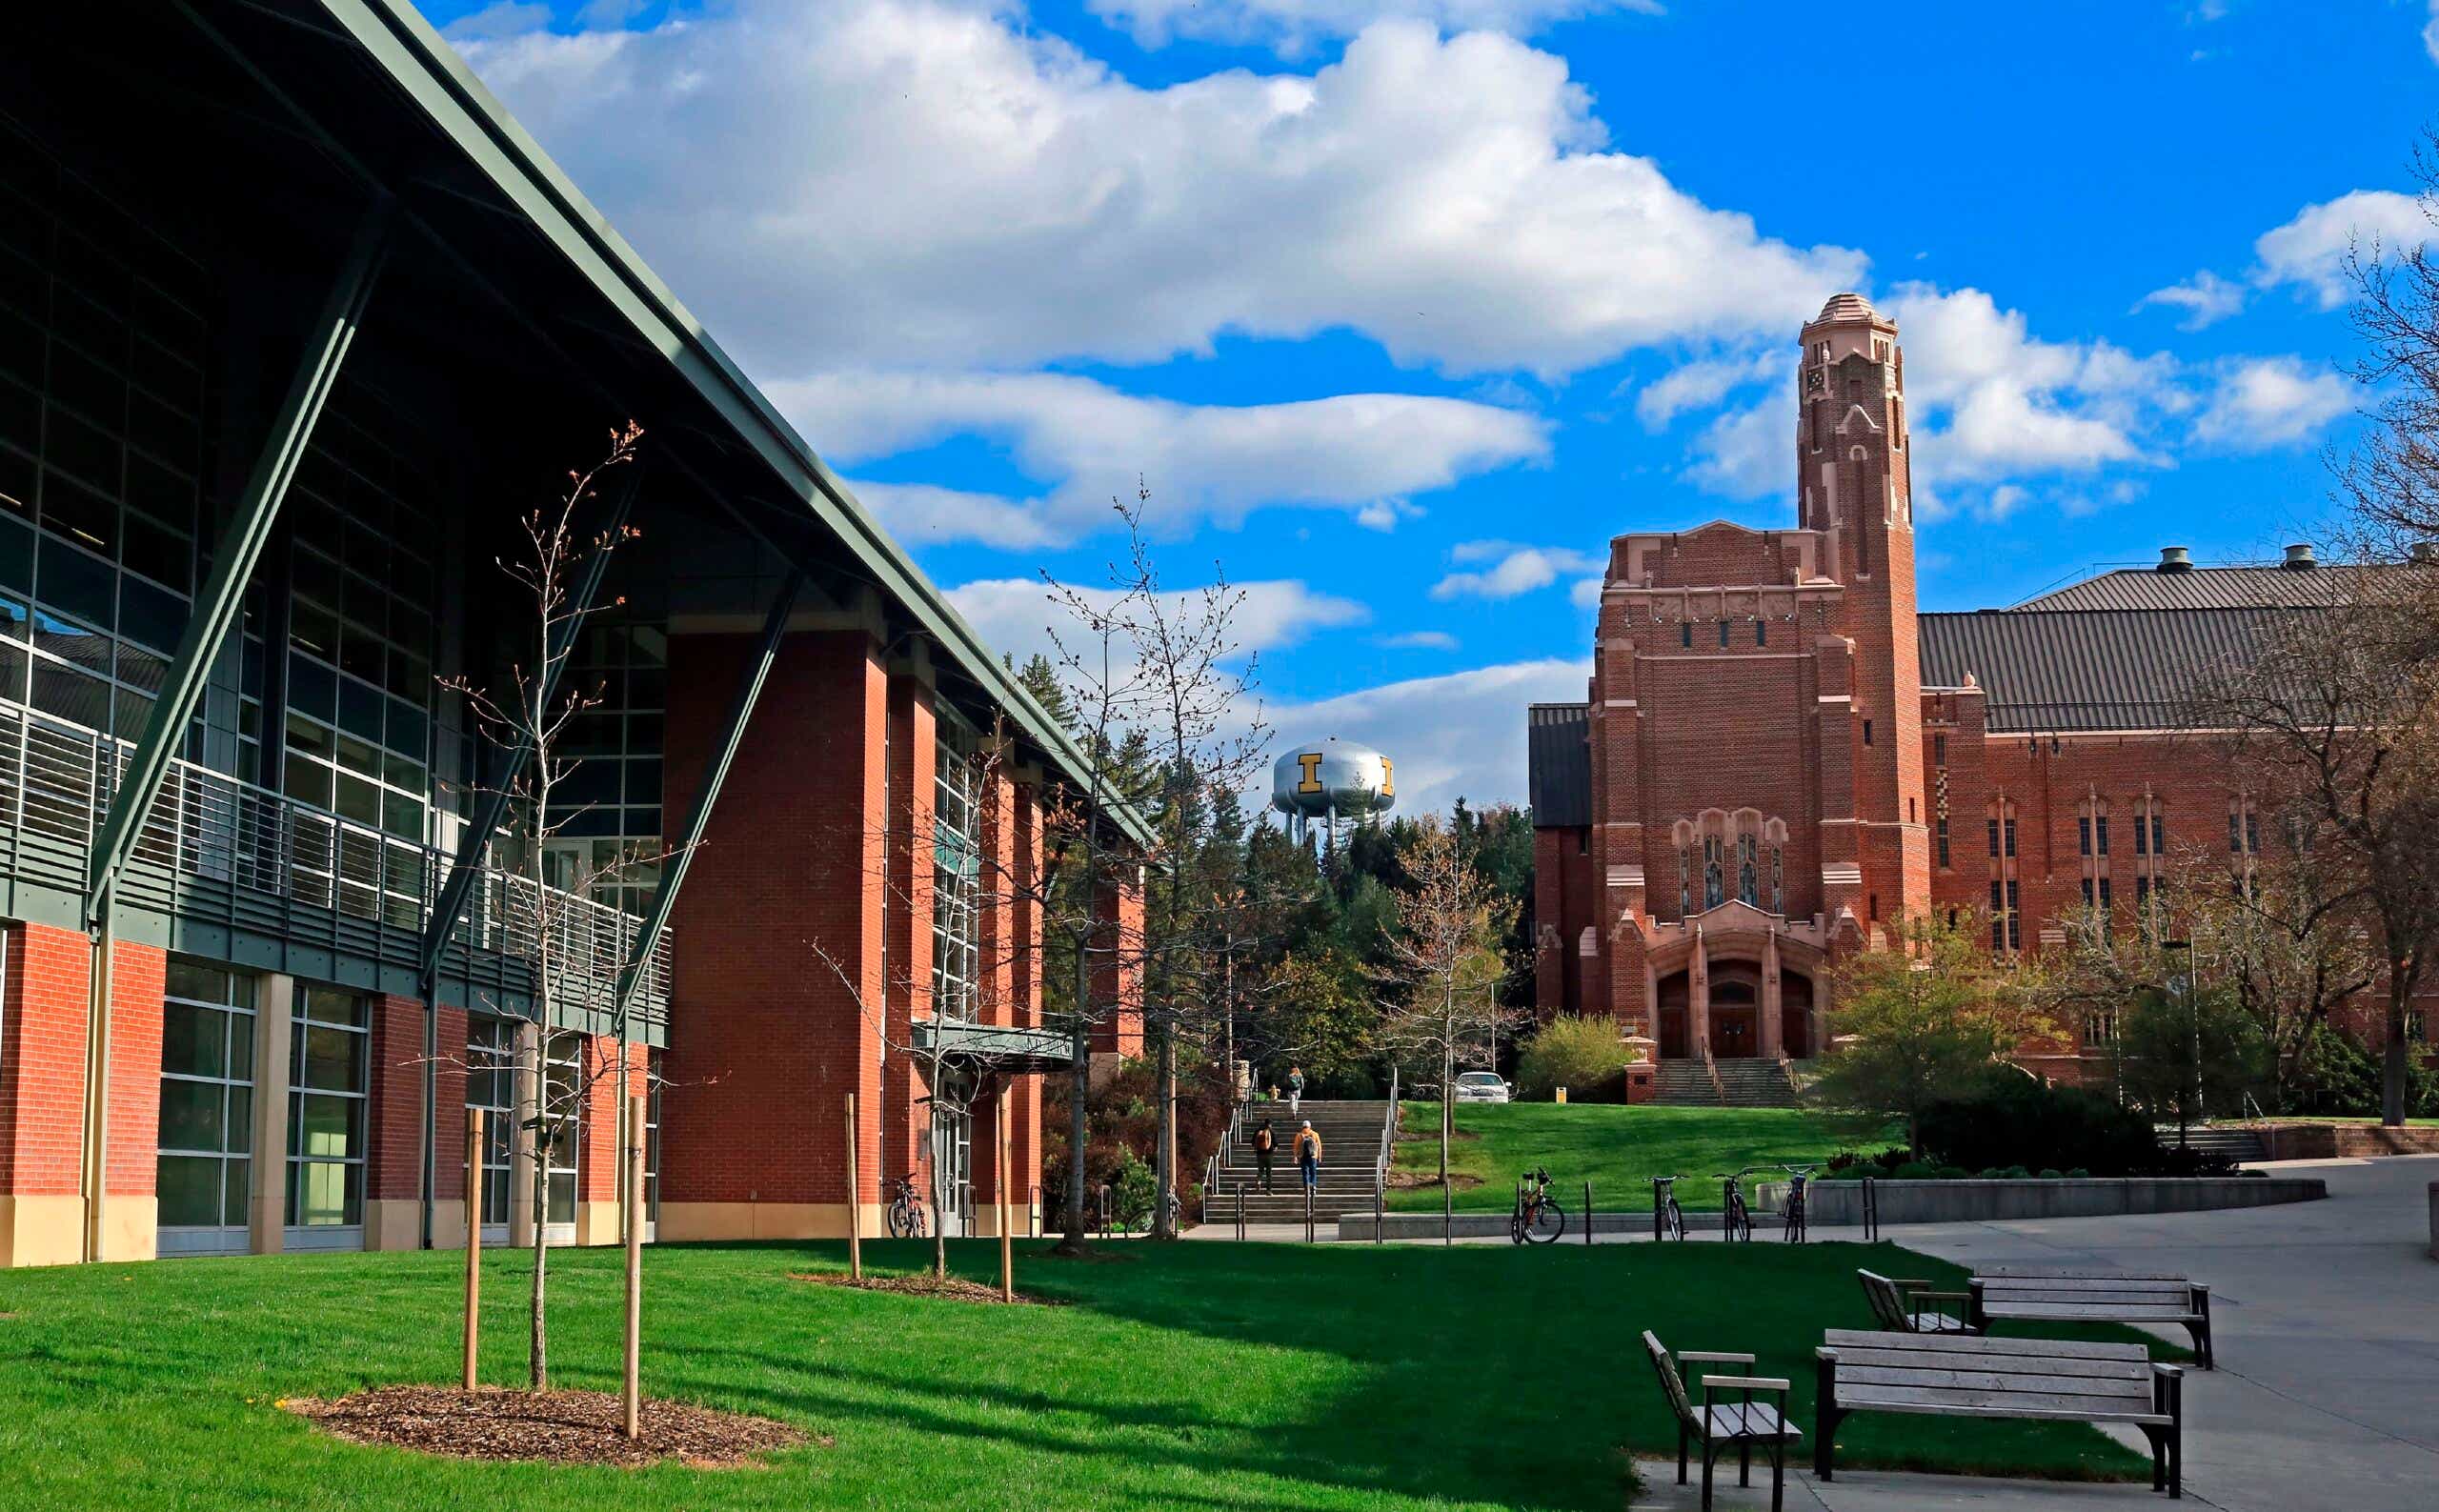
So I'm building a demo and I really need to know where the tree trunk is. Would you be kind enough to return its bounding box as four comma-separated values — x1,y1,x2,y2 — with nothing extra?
1439,1043,1452,1192
932,1067,950,1280
1055,1012,1093,1255
2385,964,2411,1128
1152,1021,1178,1240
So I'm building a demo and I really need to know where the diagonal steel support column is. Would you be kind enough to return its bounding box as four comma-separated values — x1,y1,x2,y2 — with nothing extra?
417,470,640,987
613,569,806,1028
84,200,394,922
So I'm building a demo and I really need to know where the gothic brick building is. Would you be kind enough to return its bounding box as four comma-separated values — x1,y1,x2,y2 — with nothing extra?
1528,292,2353,1080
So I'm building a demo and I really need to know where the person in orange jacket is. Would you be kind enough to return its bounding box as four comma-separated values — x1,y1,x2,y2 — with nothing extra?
1295,1120,1323,1195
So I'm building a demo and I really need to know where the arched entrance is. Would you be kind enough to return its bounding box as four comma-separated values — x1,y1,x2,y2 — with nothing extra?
1780,971,1815,1058
1710,964,1762,1058
1657,971,1689,1059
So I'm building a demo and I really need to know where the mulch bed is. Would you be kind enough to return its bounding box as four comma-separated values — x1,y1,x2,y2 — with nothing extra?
788,1271,1051,1305
284,1385,816,1468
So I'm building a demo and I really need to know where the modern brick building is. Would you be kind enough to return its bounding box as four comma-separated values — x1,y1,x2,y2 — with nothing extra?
1529,292,2361,1082
0,2,1141,1267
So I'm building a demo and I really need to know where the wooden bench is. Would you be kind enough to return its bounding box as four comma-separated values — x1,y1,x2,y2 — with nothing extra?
1857,1268,1975,1335
1642,1331,1802,1512
1970,1269,2216,1369
1815,1328,2186,1498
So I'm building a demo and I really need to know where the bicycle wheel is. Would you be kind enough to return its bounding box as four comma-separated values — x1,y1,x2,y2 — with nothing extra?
1509,1211,1528,1245
1524,1198,1566,1244
1783,1198,1804,1243
1664,1198,1686,1241
1725,1194,1749,1242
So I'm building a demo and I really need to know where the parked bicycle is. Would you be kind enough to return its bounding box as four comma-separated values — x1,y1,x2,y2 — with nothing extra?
1511,1164,1567,1244
886,1173,930,1239
1715,1166,1766,1243
1779,1163,1816,1243
1650,1174,1687,1241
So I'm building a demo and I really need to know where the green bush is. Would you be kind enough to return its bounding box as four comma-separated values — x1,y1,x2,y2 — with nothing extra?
2283,1020,2439,1117
1916,1066,2164,1176
1515,1015,1642,1102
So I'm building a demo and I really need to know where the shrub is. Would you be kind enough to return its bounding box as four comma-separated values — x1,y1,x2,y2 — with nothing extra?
1515,1015,1642,1102
1889,1160,1944,1180
2038,1168,2064,1179
1917,1066,2164,1177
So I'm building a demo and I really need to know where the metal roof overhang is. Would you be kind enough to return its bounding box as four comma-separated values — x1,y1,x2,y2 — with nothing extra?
154,0,1152,848
910,1017,1079,1076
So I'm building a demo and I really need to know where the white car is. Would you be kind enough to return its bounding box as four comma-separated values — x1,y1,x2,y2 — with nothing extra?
1453,1071,1511,1104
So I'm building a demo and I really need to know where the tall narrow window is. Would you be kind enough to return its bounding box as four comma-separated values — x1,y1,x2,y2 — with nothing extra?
1770,845,1784,913
467,1018,516,1234
2006,881,2021,949
2078,816,2091,856
2098,877,2112,913
288,987,369,1238
1986,817,2000,857
2151,813,2164,856
1934,733,1946,767
2004,817,2017,857
1737,834,1758,906
158,962,256,1256
1756,618,1767,647
2134,809,2149,855
1863,719,1874,746
1703,837,1723,910
1718,620,1729,649
1679,847,1691,917
1936,817,1950,868
542,1031,582,1229
1680,622,1692,649
2096,816,2109,856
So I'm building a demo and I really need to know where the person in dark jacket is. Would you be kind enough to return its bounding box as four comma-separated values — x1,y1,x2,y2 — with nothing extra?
1252,1119,1277,1194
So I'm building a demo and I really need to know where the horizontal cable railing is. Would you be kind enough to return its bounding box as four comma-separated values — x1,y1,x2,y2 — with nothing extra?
0,699,670,1025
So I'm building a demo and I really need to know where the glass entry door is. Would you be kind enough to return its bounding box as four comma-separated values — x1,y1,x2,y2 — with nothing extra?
929,1071,975,1239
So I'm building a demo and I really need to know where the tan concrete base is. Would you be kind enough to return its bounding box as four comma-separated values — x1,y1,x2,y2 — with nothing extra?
573,1200,624,1248
101,1196,157,1262
429,1203,469,1253
657,1201,884,1240
363,1200,424,1253
0,1196,87,1267
973,1207,1042,1239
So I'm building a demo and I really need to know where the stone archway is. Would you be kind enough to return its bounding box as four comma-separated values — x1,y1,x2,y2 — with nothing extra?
1709,964,1763,1058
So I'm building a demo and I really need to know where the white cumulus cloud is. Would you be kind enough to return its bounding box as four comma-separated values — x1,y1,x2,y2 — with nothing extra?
1265,658,1589,814
2144,190,2430,326
2191,355,2355,452
1087,0,1662,54
1430,542,1605,599
2135,270,2248,331
776,370,1546,545
455,1,1865,377
947,575,1369,680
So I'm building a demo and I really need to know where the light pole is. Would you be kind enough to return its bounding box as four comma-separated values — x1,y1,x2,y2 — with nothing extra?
2162,937,2195,1150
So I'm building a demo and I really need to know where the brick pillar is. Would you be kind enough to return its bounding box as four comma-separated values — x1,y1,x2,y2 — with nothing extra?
659,628,888,1240
1760,928,1784,1058
364,992,428,1251
99,937,166,1262
883,675,937,1200
973,766,1019,1235
1011,784,1045,1231
574,1031,629,1246
1089,868,1145,1073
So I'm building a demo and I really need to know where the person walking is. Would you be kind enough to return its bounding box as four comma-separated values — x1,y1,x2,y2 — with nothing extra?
1287,1064,1305,1117
1295,1119,1323,1197
1252,1119,1277,1195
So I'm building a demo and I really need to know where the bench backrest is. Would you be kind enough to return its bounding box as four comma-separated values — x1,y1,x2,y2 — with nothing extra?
1642,1331,1699,1432
1974,1270,2197,1308
1821,1329,2155,1417
1855,1269,1913,1331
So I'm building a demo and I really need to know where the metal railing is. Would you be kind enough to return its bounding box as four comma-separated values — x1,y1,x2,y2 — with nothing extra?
1701,1046,1726,1104
1370,1063,1401,1205
0,699,670,1023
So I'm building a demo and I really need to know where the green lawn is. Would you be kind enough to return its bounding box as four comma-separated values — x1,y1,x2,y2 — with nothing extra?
0,1237,2156,1508
1391,1101,1879,1213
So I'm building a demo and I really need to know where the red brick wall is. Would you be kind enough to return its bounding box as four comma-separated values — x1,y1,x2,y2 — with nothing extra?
883,677,937,1189
661,629,888,1209
1091,871,1145,1057
433,1004,469,1203
0,922,91,1198
104,939,165,1197
367,994,427,1203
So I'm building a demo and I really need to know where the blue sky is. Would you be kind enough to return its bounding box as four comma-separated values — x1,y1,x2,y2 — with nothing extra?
419,0,2438,810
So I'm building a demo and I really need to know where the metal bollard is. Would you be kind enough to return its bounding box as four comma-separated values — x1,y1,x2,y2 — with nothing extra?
1374,1186,1384,1245
1584,1181,1593,1246
1303,1184,1315,1243
1236,1182,1246,1242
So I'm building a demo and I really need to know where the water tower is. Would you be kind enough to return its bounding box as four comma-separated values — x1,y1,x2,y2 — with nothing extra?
1270,737,1395,862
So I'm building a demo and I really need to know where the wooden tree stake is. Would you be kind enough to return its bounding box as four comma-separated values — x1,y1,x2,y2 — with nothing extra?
998,1085,1014,1301
463,1108,483,1391
845,1092,863,1280
623,1092,646,1440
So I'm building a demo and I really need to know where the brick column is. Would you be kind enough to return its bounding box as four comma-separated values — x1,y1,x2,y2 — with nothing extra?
1089,868,1145,1069
883,675,937,1198
364,992,428,1251
427,1003,470,1250
100,937,166,1262
1011,784,1045,1231
659,628,888,1240
574,1031,627,1246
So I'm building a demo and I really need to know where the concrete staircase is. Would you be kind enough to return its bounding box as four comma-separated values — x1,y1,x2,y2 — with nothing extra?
1207,1099,1392,1224
1649,1058,1801,1108
2164,1126,2267,1163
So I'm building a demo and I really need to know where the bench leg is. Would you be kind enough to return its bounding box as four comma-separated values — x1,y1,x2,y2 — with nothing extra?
2144,1427,2166,1494
1701,1441,1715,1511
1770,1435,1785,1512
1739,1436,1750,1486
1678,1423,1687,1484
2187,1317,2214,1371
1813,1409,1841,1482
2170,1397,2184,1500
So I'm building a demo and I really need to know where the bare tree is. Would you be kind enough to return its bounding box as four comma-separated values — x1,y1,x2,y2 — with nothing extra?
446,424,661,1392
1376,817,1525,1195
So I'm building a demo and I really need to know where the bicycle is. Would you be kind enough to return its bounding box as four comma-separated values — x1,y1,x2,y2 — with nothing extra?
886,1174,930,1239
1715,1167,1763,1243
1510,1164,1567,1245
1779,1164,1817,1243
1650,1174,1687,1242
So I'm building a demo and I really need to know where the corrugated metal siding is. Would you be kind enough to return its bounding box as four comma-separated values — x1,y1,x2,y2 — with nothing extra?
1527,703,1592,828
2010,566,2375,613
1918,609,2301,733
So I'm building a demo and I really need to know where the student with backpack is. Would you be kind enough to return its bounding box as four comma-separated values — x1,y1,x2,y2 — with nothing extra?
1295,1119,1323,1194
1252,1119,1277,1194
1287,1064,1305,1116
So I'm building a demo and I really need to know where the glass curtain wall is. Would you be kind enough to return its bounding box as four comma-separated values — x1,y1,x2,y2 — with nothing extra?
466,1015,515,1240
931,710,981,1020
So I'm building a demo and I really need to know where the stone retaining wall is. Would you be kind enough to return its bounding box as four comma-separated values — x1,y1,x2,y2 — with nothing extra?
2258,1124,2439,1159
1803,1175,2326,1226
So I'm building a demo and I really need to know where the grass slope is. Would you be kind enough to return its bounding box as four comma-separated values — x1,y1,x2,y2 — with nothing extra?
0,1238,2150,1509
1391,1102,1874,1213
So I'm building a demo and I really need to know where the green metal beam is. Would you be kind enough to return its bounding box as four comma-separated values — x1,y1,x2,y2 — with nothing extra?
612,568,806,1026
85,199,394,922
417,471,638,985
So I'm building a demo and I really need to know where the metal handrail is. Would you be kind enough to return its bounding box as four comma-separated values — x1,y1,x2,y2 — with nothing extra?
1371,1063,1401,1201
0,698,669,1017
1701,1046,1726,1105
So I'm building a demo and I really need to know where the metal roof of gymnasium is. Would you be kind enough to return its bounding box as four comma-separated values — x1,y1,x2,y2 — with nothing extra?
1918,607,2300,734
238,0,1153,845
2010,564,2380,613
1527,703,1592,827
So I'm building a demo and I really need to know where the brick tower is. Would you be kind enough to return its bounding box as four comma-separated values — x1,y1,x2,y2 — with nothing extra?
1798,293,1930,930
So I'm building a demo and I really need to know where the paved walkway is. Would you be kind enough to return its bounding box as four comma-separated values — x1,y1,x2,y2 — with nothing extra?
1628,1155,2439,1511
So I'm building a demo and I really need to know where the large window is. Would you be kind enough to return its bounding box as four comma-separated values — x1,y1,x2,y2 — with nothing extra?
540,622,667,916
467,1016,516,1234
542,1031,581,1228
156,961,255,1254
286,986,368,1237
931,714,982,1018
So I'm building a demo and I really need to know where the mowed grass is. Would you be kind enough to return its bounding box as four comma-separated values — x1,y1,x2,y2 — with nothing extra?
1390,1101,1878,1214
0,1237,2153,1509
